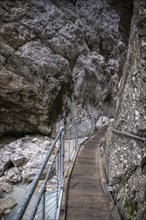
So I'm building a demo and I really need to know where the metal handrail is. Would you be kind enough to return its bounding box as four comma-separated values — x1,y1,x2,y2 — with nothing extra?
112,129,145,142
14,128,64,220
13,112,105,220
64,112,100,130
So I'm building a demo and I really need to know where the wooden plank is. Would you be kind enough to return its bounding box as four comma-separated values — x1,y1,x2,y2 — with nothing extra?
61,126,121,220
66,209,113,220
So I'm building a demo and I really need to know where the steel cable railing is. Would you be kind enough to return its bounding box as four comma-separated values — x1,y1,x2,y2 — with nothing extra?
13,112,105,220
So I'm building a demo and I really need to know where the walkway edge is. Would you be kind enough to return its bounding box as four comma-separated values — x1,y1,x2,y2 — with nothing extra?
60,125,108,220
60,132,98,220
98,141,121,220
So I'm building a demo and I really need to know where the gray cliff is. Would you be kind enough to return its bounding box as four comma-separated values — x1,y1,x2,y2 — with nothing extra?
0,0,131,135
1,0,146,219
105,0,146,219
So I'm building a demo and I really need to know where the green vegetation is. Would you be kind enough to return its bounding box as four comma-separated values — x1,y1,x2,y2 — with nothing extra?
124,198,138,219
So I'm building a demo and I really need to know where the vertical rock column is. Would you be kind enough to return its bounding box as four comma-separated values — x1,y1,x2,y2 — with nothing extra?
108,0,146,219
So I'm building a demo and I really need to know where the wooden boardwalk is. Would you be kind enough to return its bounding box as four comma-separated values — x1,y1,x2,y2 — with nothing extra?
62,126,120,220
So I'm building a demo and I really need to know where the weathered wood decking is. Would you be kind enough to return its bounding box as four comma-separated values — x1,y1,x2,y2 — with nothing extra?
63,126,120,220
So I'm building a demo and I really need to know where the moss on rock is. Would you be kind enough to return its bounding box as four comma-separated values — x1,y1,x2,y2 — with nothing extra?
124,198,138,219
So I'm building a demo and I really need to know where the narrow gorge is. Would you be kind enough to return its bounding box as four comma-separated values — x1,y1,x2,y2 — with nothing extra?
0,0,146,219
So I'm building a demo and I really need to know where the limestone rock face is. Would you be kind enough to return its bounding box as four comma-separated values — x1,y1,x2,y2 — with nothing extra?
0,0,130,135
107,0,146,219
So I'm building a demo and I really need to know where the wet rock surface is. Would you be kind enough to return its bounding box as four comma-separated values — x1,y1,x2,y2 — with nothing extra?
0,0,129,136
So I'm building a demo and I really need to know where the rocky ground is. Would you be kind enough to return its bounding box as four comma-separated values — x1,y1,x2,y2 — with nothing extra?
0,135,53,218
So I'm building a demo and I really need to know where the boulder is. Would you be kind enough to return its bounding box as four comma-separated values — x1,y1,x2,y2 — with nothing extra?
22,168,38,183
96,116,110,128
4,168,22,183
2,182,13,193
0,155,10,176
10,153,28,167
32,138,38,143
0,197,17,217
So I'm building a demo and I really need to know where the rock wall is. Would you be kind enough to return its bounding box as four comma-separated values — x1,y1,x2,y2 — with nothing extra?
0,0,131,136
107,0,146,219
1,1,146,219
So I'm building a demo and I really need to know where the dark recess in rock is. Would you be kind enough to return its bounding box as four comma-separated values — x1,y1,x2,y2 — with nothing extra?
108,0,133,41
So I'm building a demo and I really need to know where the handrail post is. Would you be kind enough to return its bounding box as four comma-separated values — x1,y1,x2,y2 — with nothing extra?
60,127,65,178
68,129,71,161
75,118,78,148
73,123,76,148
101,112,103,126
91,116,95,133
42,188,45,220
